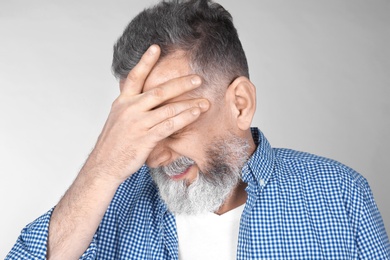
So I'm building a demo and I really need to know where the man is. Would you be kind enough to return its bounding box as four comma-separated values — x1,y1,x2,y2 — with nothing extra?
7,0,389,259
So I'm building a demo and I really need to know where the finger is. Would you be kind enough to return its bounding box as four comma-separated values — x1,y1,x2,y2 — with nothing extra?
120,45,161,96
139,74,203,111
148,107,203,143
145,98,210,128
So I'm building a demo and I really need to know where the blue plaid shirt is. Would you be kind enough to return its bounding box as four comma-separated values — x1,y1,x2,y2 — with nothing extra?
7,128,390,259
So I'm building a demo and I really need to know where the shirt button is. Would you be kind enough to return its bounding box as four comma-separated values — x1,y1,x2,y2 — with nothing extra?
260,179,265,186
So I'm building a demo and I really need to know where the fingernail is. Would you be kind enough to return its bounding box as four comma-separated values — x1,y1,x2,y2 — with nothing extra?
199,100,209,109
191,108,200,115
191,76,201,85
149,45,158,55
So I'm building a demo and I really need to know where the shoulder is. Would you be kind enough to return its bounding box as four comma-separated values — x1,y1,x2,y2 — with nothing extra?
272,148,366,186
271,148,370,215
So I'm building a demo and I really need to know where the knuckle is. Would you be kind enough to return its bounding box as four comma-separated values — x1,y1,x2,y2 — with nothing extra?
150,119,175,141
139,58,151,68
163,119,174,132
189,101,198,109
126,71,138,83
112,96,126,107
164,105,176,117
149,87,165,99
154,130,166,140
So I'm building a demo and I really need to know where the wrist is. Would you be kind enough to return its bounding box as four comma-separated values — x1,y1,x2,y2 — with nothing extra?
81,150,132,185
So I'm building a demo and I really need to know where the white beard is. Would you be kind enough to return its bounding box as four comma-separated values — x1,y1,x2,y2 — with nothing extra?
150,134,250,215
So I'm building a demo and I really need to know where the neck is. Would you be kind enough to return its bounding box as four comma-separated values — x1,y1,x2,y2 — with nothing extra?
214,129,256,215
215,181,248,215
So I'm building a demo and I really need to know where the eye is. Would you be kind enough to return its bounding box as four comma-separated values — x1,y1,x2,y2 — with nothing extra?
169,128,187,139
168,126,190,139
169,131,180,138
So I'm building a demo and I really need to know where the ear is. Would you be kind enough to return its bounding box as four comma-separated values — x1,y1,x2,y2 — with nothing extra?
225,76,256,131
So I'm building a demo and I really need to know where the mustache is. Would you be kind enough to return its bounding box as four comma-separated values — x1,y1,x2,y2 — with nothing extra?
154,156,195,177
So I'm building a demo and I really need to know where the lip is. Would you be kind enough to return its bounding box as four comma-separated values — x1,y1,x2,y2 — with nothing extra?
170,166,192,180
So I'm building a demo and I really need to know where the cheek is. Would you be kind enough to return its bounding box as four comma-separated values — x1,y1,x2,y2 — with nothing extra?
146,145,172,168
200,105,230,135
179,135,212,170
173,136,203,160
145,135,206,168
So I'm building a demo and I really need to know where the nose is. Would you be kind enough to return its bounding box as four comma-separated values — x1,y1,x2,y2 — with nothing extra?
146,140,176,168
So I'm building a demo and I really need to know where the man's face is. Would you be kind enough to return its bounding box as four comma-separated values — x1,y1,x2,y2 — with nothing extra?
143,51,248,214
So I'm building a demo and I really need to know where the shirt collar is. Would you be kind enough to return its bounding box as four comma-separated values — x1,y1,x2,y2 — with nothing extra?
241,127,275,195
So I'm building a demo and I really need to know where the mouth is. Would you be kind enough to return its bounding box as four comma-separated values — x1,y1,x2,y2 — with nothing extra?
169,165,192,180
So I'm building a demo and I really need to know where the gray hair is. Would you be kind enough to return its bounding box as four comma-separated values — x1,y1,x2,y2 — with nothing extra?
112,0,249,92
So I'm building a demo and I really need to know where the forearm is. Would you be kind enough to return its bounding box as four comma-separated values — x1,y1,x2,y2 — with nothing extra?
45,44,207,259
47,157,124,259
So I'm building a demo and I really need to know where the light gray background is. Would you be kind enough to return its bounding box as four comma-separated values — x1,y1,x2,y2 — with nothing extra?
1,0,389,256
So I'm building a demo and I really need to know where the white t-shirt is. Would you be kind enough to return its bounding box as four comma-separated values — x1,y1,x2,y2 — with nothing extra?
175,204,245,260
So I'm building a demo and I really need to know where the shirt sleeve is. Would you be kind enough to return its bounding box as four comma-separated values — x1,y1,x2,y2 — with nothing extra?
356,179,390,259
6,208,98,260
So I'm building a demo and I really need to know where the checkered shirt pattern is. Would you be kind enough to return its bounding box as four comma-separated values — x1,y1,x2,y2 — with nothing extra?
7,128,390,259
